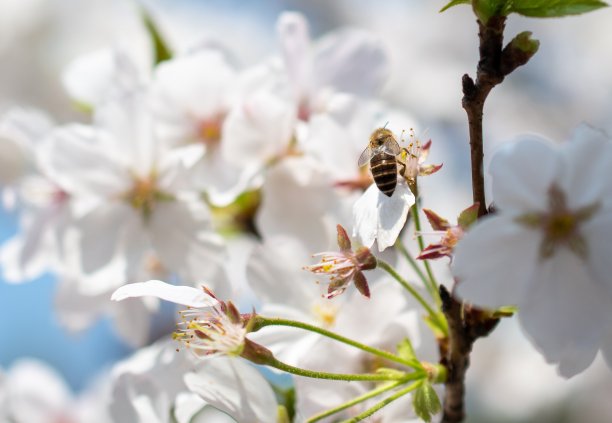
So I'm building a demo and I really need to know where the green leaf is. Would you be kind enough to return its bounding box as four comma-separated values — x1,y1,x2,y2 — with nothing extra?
272,386,296,422
141,9,173,65
439,0,471,13
509,0,608,17
397,338,417,362
474,0,513,22
412,381,442,422
508,31,540,55
457,203,480,229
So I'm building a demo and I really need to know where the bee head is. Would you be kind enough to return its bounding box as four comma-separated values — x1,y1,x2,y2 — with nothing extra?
370,127,394,147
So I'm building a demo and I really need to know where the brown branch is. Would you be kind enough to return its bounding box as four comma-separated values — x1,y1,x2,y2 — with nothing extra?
442,10,540,423
462,17,538,218
439,285,499,423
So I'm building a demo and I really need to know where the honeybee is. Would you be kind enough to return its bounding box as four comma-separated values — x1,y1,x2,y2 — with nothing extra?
358,128,401,197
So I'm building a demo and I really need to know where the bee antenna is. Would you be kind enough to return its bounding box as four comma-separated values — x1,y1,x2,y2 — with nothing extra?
382,121,389,129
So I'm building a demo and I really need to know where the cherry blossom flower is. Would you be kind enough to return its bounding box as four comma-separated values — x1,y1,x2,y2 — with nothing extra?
398,134,443,185
111,281,279,422
0,108,72,283
41,92,229,290
276,11,389,121
453,126,612,377
305,224,376,298
0,359,108,423
112,280,250,358
417,204,479,260
150,48,257,206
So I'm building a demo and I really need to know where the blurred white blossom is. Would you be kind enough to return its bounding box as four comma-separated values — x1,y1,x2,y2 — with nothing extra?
454,125,612,377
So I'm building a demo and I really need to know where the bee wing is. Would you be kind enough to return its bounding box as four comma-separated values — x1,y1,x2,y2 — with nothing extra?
358,147,373,167
383,138,401,155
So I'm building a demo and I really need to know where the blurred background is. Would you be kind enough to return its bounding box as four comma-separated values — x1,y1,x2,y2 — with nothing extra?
0,0,611,421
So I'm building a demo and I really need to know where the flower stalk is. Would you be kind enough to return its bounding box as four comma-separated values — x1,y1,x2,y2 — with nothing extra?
252,316,418,369
340,381,422,423
306,381,405,423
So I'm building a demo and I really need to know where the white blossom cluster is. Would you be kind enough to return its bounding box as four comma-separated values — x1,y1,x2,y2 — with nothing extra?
1,6,612,423
0,11,431,422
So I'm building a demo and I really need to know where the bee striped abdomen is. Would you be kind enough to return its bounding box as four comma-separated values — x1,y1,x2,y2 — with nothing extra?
370,152,398,197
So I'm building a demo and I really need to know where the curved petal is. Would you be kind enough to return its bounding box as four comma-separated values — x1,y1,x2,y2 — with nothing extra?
353,181,414,252
111,280,218,308
453,215,540,308
276,12,313,100
78,201,133,274
489,137,562,214
184,358,277,423
602,325,612,370
153,49,237,120
519,249,608,377
148,199,209,272
583,211,612,298
41,125,131,198
246,237,316,309
110,373,167,423
256,156,338,252
112,297,153,348
313,29,389,97
352,184,379,248
562,124,612,209
221,90,295,168
94,92,159,176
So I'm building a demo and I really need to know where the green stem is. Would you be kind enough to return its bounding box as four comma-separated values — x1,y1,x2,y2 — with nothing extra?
255,317,416,369
377,260,437,319
411,204,442,306
306,381,404,423
395,240,432,296
340,381,421,423
267,357,410,382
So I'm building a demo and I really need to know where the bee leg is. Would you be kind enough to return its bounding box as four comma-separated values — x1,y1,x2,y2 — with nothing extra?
397,160,406,178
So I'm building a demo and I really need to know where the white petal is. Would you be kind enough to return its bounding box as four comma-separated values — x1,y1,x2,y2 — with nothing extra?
277,12,313,100
190,147,259,207
113,297,152,348
583,211,612,297
94,92,159,176
353,184,380,248
184,358,277,423
256,156,339,252
353,181,414,252
221,90,295,168
453,215,540,308
110,373,167,423
0,108,51,184
313,29,389,97
173,393,207,423
519,249,608,377
602,325,612,370
247,237,316,310
41,124,131,198
376,181,414,251
152,49,237,121
562,124,612,209
111,280,218,308
78,201,133,274
490,136,562,213
189,405,236,423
